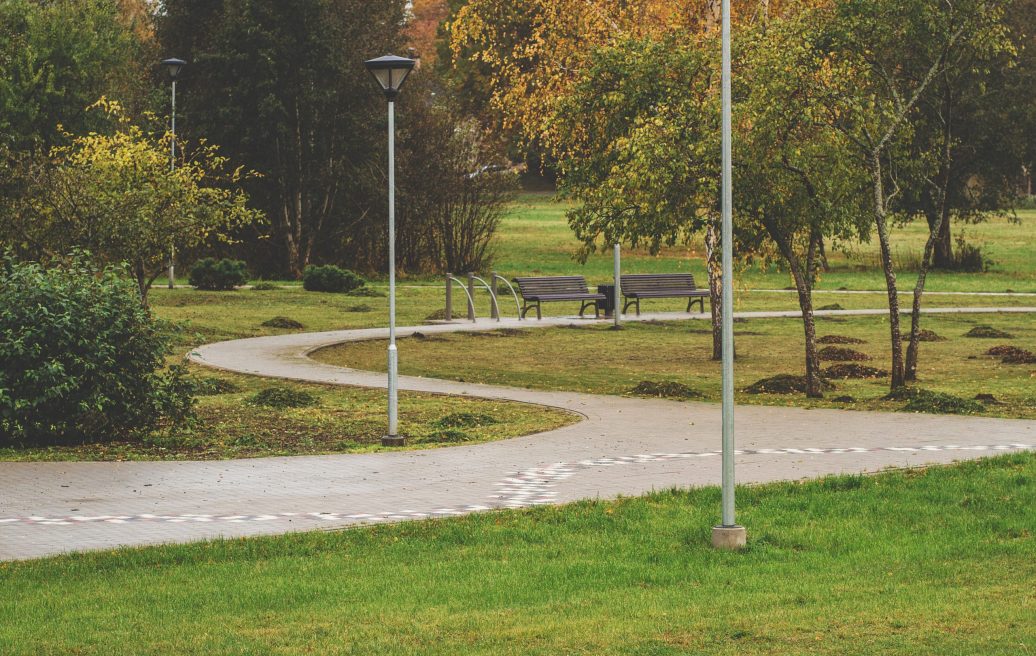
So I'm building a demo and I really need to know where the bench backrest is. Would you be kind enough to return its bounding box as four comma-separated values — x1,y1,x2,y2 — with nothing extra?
515,276,591,297
620,273,699,293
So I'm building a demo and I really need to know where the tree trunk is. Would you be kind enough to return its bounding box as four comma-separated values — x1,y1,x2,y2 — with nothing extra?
763,218,823,398
871,154,906,389
931,208,953,268
705,222,723,361
134,259,150,307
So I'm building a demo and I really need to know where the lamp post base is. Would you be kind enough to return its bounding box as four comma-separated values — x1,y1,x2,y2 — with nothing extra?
711,525,747,550
381,435,407,447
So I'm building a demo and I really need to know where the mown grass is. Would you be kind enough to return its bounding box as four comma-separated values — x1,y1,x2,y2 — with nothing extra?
0,373,577,462
317,312,1036,419
3,453,1033,654
495,193,1036,292
9,194,1027,462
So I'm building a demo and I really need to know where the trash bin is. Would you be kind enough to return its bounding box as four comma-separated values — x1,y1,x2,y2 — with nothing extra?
597,284,615,318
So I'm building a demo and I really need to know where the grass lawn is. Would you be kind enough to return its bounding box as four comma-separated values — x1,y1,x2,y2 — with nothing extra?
3,453,1033,654
496,193,1036,293
0,372,576,462
316,312,1036,419
8,194,1028,463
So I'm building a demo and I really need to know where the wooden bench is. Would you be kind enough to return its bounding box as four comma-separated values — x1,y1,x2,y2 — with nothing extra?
620,273,710,316
514,276,606,319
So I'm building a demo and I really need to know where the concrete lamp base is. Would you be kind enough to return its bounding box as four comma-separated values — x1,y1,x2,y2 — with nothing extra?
712,525,747,550
381,435,407,447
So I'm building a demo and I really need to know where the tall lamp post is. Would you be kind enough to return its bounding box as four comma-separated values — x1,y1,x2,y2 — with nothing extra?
161,58,186,289
365,54,416,447
711,0,746,550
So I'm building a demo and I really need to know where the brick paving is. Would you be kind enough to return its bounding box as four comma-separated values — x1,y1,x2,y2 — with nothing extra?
2,307,1034,561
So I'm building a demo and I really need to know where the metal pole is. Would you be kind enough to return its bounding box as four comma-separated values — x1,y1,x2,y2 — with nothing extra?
167,79,177,289
384,100,403,446
467,273,476,322
445,273,452,322
613,244,621,328
712,0,746,549
490,272,499,320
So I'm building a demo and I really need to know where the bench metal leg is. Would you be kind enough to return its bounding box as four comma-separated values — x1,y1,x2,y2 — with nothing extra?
687,297,705,313
521,302,540,319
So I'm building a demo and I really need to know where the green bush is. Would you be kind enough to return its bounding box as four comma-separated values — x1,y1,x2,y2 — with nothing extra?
188,258,249,291
0,257,195,445
302,265,364,293
251,281,280,291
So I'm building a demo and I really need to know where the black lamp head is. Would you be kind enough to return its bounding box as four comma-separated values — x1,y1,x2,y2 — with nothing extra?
364,54,416,100
161,58,187,81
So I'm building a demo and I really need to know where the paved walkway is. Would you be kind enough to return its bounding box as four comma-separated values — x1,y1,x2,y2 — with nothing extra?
2,307,1035,561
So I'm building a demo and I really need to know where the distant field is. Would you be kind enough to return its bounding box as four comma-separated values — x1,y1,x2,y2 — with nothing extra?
494,193,1036,293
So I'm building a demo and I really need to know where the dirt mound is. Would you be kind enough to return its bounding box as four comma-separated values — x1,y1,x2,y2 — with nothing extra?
1003,349,1036,364
965,325,1014,339
916,329,946,342
818,346,871,362
823,364,888,379
986,345,1025,357
409,332,447,342
974,393,1005,406
261,316,304,329
745,374,835,395
817,303,845,311
884,388,983,415
984,345,1036,364
832,395,856,403
631,381,705,400
817,335,866,345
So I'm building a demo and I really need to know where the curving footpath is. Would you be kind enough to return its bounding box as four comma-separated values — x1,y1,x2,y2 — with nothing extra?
2,307,1035,561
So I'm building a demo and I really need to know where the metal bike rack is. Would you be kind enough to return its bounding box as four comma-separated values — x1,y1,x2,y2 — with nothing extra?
446,274,478,323
469,274,500,322
492,273,522,320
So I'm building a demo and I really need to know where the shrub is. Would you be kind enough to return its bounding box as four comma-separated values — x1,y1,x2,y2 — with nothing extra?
247,386,318,408
189,258,249,291
0,258,194,445
251,281,280,291
302,265,364,293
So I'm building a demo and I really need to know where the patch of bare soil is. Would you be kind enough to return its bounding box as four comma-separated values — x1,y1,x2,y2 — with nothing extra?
818,346,872,362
